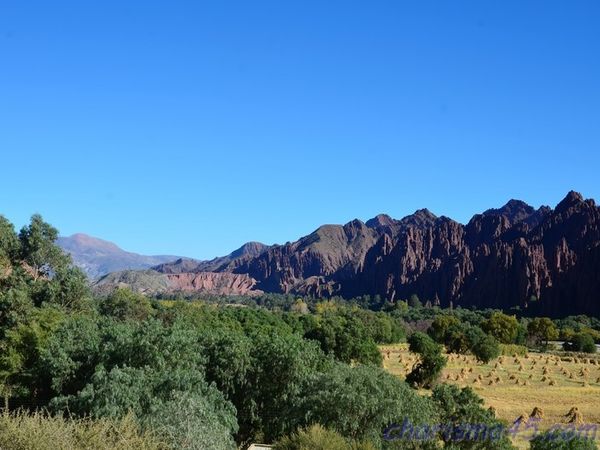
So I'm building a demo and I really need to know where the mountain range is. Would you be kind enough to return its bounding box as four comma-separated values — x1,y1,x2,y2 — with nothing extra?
56,233,184,279
61,191,600,317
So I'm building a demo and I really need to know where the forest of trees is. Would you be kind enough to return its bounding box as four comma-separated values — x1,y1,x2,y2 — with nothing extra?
0,215,598,450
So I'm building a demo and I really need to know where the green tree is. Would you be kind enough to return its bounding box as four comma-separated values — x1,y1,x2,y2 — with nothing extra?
466,326,500,363
431,384,515,449
405,332,447,388
99,288,154,321
298,362,436,447
563,333,597,353
527,318,559,347
428,315,461,344
0,306,65,406
408,294,422,308
239,332,328,444
0,216,20,265
18,215,69,281
482,312,519,344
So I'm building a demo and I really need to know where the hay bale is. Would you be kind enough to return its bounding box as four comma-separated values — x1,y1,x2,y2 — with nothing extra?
549,380,556,386
509,374,516,380
514,414,528,425
530,407,544,419
565,407,579,418
567,410,584,424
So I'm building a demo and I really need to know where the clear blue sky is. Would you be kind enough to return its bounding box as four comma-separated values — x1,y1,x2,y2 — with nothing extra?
1,1,599,259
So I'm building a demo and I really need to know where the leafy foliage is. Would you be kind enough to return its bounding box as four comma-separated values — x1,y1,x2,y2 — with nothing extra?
530,429,598,450
406,332,447,388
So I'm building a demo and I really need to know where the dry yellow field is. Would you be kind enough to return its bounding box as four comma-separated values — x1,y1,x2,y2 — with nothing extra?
380,344,600,449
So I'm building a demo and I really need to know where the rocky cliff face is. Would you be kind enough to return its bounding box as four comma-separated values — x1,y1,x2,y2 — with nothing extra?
93,191,600,316
220,191,599,316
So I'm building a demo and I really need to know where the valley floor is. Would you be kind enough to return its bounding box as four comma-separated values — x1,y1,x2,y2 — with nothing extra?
381,344,600,449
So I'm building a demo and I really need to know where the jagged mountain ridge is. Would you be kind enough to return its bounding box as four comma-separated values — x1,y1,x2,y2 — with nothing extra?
93,191,600,316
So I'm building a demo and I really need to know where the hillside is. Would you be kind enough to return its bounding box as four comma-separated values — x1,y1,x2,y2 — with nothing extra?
57,233,185,279
92,191,600,317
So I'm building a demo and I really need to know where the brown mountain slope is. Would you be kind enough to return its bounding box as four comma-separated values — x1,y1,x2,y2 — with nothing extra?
93,191,600,316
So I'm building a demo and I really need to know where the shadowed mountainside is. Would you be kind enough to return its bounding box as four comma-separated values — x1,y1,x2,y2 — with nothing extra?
91,191,600,316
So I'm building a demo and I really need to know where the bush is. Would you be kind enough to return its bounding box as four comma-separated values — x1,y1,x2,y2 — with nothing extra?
273,424,375,450
563,333,597,354
530,429,598,449
0,410,163,450
498,344,528,356
471,333,501,364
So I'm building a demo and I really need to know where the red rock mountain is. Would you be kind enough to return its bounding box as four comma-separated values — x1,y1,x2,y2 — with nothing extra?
94,191,600,316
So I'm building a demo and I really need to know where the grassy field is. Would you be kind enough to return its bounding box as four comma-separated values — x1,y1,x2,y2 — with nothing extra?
381,344,600,449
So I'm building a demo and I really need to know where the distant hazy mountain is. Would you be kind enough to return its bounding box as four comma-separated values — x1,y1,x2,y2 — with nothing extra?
57,233,186,279
94,241,270,296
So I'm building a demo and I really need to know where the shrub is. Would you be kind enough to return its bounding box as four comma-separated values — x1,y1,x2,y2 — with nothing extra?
471,334,501,364
563,333,597,354
530,428,598,449
273,424,375,450
498,344,528,356
0,410,163,450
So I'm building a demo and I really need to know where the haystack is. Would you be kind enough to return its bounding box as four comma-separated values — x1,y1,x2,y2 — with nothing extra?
513,414,528,425
530,407,544,419
566,409,584,424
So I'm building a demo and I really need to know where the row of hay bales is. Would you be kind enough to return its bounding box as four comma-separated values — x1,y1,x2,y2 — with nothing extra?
514,407,586,425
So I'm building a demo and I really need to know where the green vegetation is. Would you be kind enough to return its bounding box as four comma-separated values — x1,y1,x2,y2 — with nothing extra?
564,332,597,353
0,410,163,450
405,332,447,388
530,430,598,450
1,213,599,449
